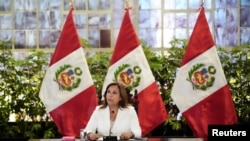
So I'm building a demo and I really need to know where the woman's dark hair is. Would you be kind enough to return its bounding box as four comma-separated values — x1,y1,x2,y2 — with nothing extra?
100,82,130,109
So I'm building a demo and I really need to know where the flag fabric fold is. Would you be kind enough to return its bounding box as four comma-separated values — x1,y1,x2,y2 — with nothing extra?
39,7,98,137
101,8,168,137
170,7,238,140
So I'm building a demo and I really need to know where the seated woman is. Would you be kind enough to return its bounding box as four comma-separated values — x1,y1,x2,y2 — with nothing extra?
85,82,141,140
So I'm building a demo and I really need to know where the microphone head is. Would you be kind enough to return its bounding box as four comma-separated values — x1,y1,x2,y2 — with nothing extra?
111,111,115,114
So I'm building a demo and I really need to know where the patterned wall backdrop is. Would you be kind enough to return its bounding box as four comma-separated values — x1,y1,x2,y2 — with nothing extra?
0,0,250,52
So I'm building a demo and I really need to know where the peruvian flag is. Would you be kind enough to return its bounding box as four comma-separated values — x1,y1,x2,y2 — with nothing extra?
39,7,98,137
101,8,168,137
170,7,238,140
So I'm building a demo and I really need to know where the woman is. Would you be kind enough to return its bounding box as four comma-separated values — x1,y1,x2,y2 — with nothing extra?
85,82,141,140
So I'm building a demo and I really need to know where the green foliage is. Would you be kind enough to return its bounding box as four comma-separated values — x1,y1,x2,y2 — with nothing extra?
143,39,189,136
0,41,60,138
142,39,250,136
218,45,250,123
0,39,249,138
86,51,111,100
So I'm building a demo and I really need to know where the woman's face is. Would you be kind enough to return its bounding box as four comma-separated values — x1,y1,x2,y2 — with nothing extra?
106,85,121,106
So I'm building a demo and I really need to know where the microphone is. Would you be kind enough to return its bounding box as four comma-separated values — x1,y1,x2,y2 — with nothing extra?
104,113,117,141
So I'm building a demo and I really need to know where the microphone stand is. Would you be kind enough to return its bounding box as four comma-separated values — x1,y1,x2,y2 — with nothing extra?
133,89,139,114
103,118,117,141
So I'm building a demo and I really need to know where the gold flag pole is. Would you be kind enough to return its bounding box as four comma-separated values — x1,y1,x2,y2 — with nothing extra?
201,0,204,6
125,0,132,10
196,0,204,12
125,0,129,9
70,0,74,8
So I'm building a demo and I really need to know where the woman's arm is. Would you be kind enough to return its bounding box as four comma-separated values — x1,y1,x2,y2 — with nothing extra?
87,132,100,140
119,106,141,139
85,108,98,135
129,106,142,138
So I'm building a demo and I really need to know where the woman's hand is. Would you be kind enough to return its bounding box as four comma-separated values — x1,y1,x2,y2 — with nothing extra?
87,133,100,140
120,131,134,140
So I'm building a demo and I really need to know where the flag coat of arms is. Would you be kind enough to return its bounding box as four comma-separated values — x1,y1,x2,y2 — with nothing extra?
101,8,168,137
170,7,238,139
39,7,98,137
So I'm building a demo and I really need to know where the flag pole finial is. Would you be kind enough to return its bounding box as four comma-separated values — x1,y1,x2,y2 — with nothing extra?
70,0,74,8
125,0,129,8
201,0,204,6
125,0,131,10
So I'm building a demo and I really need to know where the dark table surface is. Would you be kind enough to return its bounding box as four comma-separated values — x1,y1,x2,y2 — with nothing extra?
29,137,203,141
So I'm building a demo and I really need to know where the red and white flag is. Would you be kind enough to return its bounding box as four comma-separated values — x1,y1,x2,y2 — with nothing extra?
170,7,238,139
39,7,98,137
102,8,168,137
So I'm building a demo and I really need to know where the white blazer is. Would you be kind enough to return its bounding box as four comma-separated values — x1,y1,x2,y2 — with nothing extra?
85,105,141,138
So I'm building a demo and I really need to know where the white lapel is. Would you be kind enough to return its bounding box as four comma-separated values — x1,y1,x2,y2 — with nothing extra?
111,108,126,134
98,107,111,135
